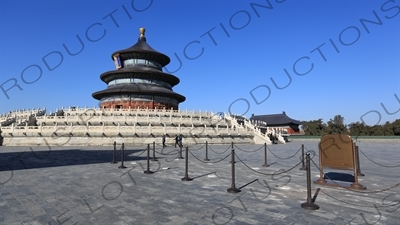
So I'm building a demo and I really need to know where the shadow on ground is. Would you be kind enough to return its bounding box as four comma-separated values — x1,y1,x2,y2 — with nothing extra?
0,147,149,172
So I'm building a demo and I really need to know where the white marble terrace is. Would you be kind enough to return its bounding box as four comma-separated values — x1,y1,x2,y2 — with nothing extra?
0,106,278,146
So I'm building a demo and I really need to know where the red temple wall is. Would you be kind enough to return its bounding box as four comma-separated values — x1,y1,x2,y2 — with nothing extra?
100,100,178,110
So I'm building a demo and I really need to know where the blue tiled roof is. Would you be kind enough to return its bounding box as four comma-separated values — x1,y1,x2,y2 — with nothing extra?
250,111,300,126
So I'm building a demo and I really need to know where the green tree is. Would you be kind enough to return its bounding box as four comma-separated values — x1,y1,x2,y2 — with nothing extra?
326,115,347,134
382,121,394,136
369,125,384,136
301,119,326,136
348,122,367,136
391,119,400,135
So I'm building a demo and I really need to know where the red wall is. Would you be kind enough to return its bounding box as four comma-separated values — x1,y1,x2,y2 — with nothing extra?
100,100,177,110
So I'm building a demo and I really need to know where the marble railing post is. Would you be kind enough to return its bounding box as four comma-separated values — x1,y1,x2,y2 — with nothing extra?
149,123,152,134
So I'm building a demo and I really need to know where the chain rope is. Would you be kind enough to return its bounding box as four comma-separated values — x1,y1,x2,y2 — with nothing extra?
234,152,303,176
188,149,231,164
298,150,317,162
304,146,319,157
208,144,231,155
155,148,181,156
310,158,400,194
358,148,400,168
188,143,206,151
318,189,397,209
124,144,155,157
233,144,264,153
129,147,147,157
267,145,302,160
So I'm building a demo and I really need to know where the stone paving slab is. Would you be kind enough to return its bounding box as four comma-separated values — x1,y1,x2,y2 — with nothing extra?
0,139,399,225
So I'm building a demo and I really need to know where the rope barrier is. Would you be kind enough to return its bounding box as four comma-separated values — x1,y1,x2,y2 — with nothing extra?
233,144,264,153
134,148,148,157
164,153,182,163
188,149,231,164
267,145,302,160
123,146,147,157
299,150,317,161
318,189,398,209
208,144,231,155
234,152,303,176
310,158,400,194
188,143,206,151
359,148,400,168
154,149,180,156
304,146,319,157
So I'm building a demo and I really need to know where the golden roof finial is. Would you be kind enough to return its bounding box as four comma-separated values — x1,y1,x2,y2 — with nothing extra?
139,27,146,37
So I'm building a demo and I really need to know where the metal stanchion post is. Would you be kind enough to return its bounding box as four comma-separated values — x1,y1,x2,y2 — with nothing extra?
178,145,184,159
144,144,154,174
204,141,210,161
227,149,241,193
152,141,158,161
356,146,364,176
301,153,319,210
229,143,235,164
262,142,270,167
300,144,307,170
181,146,193,181
111,141,117,164
118,143,127,169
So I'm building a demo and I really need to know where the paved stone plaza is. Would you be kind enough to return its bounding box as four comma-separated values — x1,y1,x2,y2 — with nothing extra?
0,139,399,225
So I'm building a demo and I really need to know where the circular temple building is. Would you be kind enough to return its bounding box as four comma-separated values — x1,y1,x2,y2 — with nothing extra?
92,28,185,110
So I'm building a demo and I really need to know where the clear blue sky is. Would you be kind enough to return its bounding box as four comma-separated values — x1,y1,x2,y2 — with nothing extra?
1,0,399,126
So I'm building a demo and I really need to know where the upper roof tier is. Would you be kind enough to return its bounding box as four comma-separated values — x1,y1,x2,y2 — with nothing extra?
111,28,171,67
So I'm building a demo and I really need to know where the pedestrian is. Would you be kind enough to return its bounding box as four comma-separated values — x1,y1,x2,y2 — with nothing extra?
175,135,179,148
162,134,167,148
178,134,183,147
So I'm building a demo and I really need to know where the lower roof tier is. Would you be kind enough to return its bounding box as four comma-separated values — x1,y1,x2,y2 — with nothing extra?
92,83,186,103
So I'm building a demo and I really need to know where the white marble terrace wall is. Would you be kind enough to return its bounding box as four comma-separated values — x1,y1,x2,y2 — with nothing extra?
1,107,270,146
